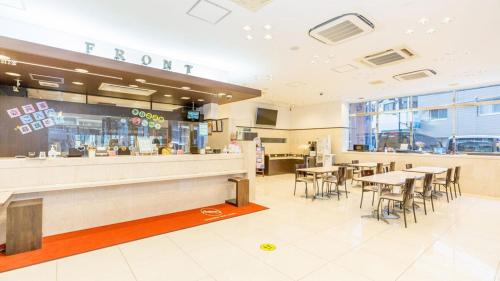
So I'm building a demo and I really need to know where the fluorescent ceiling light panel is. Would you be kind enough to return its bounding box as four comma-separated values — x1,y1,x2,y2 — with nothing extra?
187,0,231,24
98,83,157,96
29,73,64,84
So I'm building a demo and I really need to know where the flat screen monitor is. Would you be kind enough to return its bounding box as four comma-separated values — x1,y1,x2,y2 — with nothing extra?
187,110,200,121
255,108,278,126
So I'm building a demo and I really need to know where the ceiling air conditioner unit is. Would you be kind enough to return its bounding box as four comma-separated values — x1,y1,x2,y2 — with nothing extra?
360,47,416,67
393,69,437,81
309,13,374,45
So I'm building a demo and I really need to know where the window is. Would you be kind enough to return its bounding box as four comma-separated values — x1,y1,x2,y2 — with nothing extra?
349,85,500,154
429,109,448,120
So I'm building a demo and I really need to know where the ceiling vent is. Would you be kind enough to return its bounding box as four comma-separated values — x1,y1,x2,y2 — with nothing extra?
187,0,231,24
393,69,437,81
98,83,157,96
360,47,416,67
30,74,64,84
38,81,60,88
309,13,375,45
229,0,272,12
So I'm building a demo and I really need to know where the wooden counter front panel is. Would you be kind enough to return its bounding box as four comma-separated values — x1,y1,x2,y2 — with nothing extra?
264,156,304,175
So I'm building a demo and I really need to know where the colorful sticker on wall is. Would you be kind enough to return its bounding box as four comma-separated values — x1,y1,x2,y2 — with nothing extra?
22,104,36,114
36,101,49,111
31,121,44,131
154,123,161,130
131,117,141,126
44,109,56,117
139,111,146,118
20,114,34,125
148,121,155,128
131,108,140,116
33,111,46,121
18,125,32,135
42,118,55,128
146,112,153,120
7,108,21,118
141,119,149,127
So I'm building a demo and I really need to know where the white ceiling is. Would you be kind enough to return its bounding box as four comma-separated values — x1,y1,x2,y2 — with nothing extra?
1,0,500,106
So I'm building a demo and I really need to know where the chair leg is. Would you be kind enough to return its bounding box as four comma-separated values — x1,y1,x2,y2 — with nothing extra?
294,181,297,196
305,183,308,199
444,185,449,203
360,190,364,208
336,184,340,201
403,206,407,228
430,194,435,212
412,201,417,223
321,181,324,197
423,195,427,215
344,183,348,199
453,182,457,198
458,182,462,196
377,199,382,221
371,191,375,206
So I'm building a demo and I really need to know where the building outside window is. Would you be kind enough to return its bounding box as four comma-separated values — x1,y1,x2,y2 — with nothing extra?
349,85,500,154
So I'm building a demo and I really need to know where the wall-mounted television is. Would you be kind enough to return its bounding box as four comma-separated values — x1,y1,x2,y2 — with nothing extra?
255,108,278,126
187,110,200,121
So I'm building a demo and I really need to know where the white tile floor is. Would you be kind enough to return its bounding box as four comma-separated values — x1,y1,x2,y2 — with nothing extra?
1,174,500,281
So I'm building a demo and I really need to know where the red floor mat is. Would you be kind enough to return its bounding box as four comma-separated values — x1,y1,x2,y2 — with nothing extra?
0,203,267,272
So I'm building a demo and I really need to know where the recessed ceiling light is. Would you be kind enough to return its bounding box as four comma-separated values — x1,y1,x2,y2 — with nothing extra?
135,78,146,83
0,55,10,60
418,17,429,24
405,29,414,35
290,46,300,51
426,28,436,34
181,86,191,90
129,84,138,88
246,34,253,40
264,24,272,30
72,81,84,85
5,72,21,77
198,99,205,102
164,94,172,97
442,17,452,24
243,25,252,31
74,68,88,73
264,34,273,40
181,97,190,100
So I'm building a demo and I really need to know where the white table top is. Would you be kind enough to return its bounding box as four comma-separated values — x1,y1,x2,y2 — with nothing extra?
297,166,352,174
405,166,448,174
349,162,389,168
355,171,424,186
0,191,12,205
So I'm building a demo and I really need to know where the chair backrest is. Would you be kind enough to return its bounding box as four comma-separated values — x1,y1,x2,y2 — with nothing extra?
454,166,461,183
361,169,374,177
445,168,453,186
403,178,416,207
346,168,354,180
376,163,384,174
295,163,306,177
390,161,396,172
423,173,433,197
352,160,359,164
337,167,347,185
406,163,413,169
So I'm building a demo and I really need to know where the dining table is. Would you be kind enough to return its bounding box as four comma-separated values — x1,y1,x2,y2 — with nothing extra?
296,166,353,200
355,171,425,223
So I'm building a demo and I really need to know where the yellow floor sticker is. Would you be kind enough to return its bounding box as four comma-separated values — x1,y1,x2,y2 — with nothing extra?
260,243,277,251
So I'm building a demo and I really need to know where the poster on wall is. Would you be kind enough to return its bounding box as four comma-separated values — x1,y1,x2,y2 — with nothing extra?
5,100,57,135
130,108,164,130
22,104,36,114
7,108,21,118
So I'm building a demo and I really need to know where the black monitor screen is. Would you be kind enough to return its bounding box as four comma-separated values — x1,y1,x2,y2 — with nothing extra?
187,110,200,121
255,108,278,126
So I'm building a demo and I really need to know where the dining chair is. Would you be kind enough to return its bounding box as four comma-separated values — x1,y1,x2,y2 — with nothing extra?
323,166,347,200
376,163,384,174
433,168,454,202
414,173,434,215
452,166,462,197
359,169,377,208
405,163,413,169
294,163,314,198
377,178,417,228
351,160,360,184
389,161,396,172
